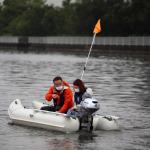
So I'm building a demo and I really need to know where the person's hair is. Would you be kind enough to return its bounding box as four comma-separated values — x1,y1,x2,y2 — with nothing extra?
53,76,62,82
73,79,86,93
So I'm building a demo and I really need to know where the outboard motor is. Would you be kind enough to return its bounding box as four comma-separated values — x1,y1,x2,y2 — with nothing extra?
67,98,100,131
79,98,100,131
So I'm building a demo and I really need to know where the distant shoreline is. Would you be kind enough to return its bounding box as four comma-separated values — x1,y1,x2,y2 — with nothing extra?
0,36,149,55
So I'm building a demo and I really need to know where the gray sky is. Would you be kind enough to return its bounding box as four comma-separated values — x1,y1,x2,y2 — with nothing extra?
46,0,63,6
0,0,64,6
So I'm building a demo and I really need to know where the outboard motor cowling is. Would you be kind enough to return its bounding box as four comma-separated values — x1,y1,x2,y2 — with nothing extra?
81,98,100,115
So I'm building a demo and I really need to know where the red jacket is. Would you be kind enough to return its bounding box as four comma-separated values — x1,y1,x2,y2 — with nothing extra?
45,81,73,113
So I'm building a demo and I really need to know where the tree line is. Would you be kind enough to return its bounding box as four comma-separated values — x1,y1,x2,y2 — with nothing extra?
0,0,149,36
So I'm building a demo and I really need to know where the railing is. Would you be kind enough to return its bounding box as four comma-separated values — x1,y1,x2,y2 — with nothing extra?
0,36,150,46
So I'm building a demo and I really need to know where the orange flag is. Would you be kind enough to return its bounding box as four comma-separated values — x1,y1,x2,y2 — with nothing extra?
93,19,101,34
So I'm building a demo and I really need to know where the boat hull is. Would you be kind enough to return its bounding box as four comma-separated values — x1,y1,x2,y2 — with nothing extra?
8,99,120,132
8,99,80,133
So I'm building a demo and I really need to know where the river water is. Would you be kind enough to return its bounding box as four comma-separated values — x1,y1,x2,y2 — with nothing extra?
0,52,150,150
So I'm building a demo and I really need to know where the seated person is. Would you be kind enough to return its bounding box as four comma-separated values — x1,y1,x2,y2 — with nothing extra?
73,79,93,106
41,76,73,113
66,79,95,119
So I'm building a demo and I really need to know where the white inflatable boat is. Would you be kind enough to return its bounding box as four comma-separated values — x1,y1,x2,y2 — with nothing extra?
8,99,120,133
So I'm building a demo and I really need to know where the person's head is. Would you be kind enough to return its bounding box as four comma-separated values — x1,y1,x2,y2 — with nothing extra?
73,79,86,93
53,76,63,91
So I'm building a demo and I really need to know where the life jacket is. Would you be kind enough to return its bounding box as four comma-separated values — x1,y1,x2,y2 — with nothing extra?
74,92,84,105
53,86,68,112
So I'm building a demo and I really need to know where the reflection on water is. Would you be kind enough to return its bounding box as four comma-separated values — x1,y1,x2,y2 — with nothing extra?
41,131,98,150
0,52,150,150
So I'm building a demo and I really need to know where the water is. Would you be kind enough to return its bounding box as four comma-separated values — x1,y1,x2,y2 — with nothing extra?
0,52,150,150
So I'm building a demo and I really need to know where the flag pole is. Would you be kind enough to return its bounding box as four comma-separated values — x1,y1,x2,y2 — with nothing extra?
81,33,96,80
80,19,101,80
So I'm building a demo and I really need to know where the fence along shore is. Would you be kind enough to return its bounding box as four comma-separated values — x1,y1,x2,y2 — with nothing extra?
0,36,149,54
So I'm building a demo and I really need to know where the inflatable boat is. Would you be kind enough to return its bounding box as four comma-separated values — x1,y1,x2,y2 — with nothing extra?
8,99,120,133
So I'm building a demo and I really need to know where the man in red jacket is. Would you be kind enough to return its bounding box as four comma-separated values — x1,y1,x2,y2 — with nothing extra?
41,76,73,113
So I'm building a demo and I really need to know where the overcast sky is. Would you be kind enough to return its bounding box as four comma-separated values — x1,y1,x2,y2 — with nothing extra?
0,0,64,6
46,0,63,6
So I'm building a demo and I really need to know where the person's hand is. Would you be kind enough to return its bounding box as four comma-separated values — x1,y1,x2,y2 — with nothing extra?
52,94,60,99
